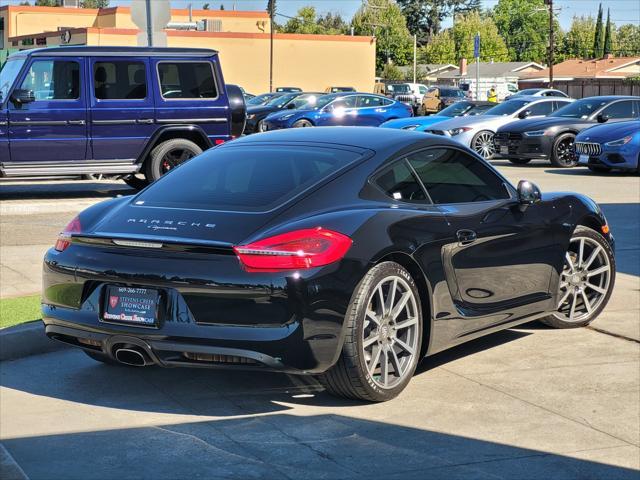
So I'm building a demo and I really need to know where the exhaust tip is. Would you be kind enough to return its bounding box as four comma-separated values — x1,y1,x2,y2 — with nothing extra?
114,348,149,367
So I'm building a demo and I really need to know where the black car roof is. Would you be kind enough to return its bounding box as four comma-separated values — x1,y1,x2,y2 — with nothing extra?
11,46,218,58
575,95,640,101
228,126,461,152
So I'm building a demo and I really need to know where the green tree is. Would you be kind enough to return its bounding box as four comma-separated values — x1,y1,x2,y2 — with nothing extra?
562,15,595,59
81,0,109,7
282,7,347,35
397,0,482,45
351,0,413,70
381,63,404,80
317,12,348,35
35,0,58,6
593,3,604,58
614,24,640,56
493,0,552,63
454,11,509,62
419,29,456,64
603,8,612,56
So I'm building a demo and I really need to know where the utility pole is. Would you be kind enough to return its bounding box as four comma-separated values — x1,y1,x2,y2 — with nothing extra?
269,2,274,93
549,0,554,88
413,34,417,84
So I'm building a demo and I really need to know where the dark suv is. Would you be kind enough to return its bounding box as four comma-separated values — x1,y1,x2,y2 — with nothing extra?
0,47,245,187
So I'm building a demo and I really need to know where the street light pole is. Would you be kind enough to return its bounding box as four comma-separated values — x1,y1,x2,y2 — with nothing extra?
545,0,554,88
269,9,274,93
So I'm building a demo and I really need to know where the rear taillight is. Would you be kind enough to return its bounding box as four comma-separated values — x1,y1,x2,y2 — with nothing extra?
233,228,352,271
54,216,82,252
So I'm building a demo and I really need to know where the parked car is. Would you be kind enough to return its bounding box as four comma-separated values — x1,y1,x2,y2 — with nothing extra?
506,88,569,100
380,100,494,131
387,83,414,106
494,96,640,167
0,46,245,187
325,86,356,93
245,92,321,134
424,97,574,159
575,120,640,173
262,93,413,130
276,87,302,93
42,127,616,402
421,86,467,114
246,92,283,106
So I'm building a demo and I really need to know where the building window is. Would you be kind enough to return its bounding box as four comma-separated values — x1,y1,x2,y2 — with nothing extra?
157,62,217,100
94,61,147,100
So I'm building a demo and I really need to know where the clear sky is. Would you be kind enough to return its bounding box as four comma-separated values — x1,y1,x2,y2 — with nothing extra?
2,0,639,28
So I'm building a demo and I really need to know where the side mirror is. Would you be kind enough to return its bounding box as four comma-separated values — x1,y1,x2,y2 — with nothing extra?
517,180,542,211
596,113,609,123
286,103,296,109
518,109,531,119
10,89,35,106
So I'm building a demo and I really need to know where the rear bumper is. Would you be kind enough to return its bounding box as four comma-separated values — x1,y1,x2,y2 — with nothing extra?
42,243,365,374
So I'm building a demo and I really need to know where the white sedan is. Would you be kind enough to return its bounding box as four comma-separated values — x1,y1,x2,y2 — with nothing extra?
423,96,574,159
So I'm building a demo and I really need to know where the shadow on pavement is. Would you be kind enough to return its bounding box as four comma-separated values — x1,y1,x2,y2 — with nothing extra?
2,413,637,479
599,203,640,277
0,180,134,201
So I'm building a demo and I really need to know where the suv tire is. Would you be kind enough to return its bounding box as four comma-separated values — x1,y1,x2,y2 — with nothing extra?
318,261,423,402
145,138,203,183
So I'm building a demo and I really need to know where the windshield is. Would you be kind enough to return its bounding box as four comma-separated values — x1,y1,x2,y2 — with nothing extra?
514,89,541,96
0,58,26,102
440,89,464,98
267,93,298,108
247,93,280,106
484,99,530,116
440,101,474,117
299,94,335,110
390,84,410,93
551,98,609,119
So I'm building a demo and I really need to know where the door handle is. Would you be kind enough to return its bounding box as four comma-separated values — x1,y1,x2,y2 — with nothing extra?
456,229,477,245
137,119,154,124
67,120,85,125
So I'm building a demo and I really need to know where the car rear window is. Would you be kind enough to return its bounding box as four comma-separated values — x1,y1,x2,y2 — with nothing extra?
136,145,363,211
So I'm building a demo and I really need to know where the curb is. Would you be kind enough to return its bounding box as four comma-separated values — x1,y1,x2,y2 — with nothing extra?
0,321,69,362
0,443,28,480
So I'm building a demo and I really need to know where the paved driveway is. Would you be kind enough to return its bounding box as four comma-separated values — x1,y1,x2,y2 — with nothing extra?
1,163,638,479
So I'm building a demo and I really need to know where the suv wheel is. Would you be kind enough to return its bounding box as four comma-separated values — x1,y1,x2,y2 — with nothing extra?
540,226,615,329
550,133,577,167
145,139,203,183
318,262,423,402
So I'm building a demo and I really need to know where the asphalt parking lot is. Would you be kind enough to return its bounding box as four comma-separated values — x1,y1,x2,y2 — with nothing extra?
1,162,639,479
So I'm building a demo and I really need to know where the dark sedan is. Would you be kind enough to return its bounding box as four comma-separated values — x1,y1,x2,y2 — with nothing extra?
494,96,640,167
244,92,321,134
43,127,616,402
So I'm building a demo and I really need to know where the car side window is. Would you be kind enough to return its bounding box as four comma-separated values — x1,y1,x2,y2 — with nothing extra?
600,101,634,119
374,160,427,202
94,61,147,100
19,60,79,101
527,101,554,116
331,96,357,109
358,95,384,108
382,98,394,106
407,148,511,204
157,62,217,100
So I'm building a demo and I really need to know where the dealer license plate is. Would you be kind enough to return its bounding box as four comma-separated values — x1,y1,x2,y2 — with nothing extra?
103,286,158,326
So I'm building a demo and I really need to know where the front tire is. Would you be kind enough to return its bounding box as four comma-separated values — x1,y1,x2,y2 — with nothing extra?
292,119,313,128
540,226,615,329
145,138,203,183
318,262,423,402
550,133,577,167
471,130,496,159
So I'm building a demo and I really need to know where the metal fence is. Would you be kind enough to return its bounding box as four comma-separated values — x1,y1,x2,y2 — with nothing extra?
519,79,640,98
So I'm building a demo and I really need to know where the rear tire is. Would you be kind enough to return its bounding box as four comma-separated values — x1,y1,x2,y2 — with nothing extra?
318,262,423,402
145,138,202,183
508,157,532,165
550,133,577,167
540,226,615,329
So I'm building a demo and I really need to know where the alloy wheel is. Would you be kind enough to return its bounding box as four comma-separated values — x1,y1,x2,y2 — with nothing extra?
555,138,576,166
161,148,197,173
362,275,420,389
472,131,496,159
554,236,612,323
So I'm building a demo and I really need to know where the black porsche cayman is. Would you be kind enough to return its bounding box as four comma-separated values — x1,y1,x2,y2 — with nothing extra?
43,127,616,402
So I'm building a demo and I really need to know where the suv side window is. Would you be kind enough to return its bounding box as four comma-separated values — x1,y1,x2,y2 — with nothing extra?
157,62,217,99
19,60,79,101
600,100,634,119
94,61,146,100
527,101,554,116
419,86,428,94
374,160,427,202
407,148,510,204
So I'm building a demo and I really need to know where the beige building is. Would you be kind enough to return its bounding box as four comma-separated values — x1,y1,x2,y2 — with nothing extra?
0,5,376,94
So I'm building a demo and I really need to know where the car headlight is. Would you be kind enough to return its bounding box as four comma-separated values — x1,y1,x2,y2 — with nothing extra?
605,136,632,146
524,130,547,137
246,114,256,120
449,127,473,136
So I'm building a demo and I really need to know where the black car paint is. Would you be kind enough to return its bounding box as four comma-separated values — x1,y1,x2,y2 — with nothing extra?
42,128,612,373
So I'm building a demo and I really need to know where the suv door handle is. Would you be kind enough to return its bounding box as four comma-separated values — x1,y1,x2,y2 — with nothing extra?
137,119,154,124
456,229,477,245
67,120,85,125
